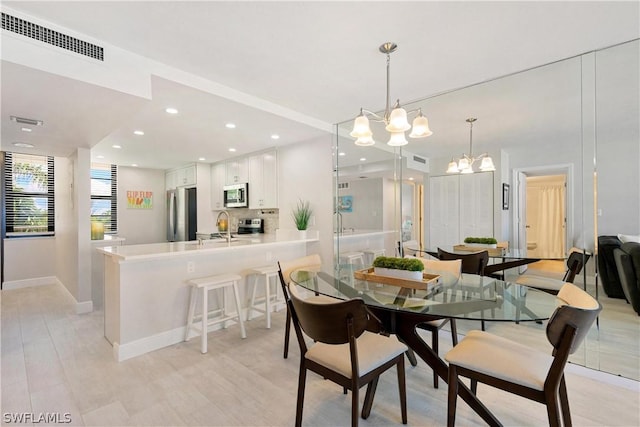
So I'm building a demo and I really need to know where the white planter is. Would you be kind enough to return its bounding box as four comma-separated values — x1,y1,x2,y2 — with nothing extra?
374,267,423,281
465,243,497,248
297,230,307,240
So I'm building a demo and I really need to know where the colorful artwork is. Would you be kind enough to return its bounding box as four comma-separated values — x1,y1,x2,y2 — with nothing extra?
338,195,353,212
127,190,153,209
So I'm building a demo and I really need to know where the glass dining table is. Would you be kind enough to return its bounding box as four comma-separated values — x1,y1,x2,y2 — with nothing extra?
408,246,567,277
289,265,560,426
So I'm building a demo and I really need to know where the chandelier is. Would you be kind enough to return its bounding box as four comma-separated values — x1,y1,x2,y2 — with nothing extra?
446,118,495,174
350,42,433,147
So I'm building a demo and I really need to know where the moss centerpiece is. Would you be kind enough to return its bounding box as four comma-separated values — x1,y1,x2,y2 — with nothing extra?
463,237,498,248
372,256,424,281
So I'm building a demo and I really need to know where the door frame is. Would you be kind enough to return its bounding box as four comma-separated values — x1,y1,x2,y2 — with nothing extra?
512,163,573,255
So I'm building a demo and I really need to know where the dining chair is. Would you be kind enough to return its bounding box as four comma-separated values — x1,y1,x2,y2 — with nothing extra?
414,257,462,388
277,254,332,358
516,248,591,294
287,282,408,427
445,283,601,427
437,248,490,330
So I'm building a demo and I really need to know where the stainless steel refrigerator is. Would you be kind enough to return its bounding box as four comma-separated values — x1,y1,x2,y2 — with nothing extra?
167,187,197,241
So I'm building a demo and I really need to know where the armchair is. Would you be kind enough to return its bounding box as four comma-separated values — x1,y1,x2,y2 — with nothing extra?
614,242,640,315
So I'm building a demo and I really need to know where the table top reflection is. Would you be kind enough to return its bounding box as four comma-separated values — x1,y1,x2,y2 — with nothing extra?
290,266,559,322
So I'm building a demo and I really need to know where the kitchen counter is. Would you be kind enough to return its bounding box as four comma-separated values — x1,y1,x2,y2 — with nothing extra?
334,229,395,238
98,231,319,262
99,230,319,361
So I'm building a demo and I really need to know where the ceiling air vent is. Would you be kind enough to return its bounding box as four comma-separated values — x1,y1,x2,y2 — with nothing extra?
338,182,349,189
2,12,104,61
10,115,43,126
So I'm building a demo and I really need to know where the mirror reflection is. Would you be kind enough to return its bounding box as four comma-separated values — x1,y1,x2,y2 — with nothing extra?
334,39,639,380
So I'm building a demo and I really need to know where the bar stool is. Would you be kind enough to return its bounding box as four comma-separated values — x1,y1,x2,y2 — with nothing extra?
363,249,386,266
185,273,247,353
339,251,366,269
246,265,284,329
338,251,366,286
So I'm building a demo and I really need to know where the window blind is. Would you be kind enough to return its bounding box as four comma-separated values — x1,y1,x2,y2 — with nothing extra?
4,152,55,236
90,163,117,233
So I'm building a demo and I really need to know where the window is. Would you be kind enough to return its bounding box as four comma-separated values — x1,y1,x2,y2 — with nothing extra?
4,152,55,236
90,163,117,233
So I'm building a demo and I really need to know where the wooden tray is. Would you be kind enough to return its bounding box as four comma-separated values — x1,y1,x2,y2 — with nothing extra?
453,244,506,257
353,268,440,291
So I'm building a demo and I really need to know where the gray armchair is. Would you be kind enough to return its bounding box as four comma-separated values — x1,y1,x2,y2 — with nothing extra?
614,242,640,315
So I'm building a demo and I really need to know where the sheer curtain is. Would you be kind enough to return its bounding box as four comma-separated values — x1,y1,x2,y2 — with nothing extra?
535,185,566,257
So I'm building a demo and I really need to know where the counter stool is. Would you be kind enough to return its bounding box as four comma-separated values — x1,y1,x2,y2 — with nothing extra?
363,249,386,266
185,273,247,353
339,251,366,270
339,251,366,286
246,265,284,329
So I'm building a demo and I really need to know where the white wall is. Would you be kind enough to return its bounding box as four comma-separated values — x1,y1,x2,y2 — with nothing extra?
277,135,333,264
116,166,166,245
3,237,55,282
338,178,384,230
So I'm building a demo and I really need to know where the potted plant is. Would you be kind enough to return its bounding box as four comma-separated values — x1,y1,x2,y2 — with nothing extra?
372,256,424,280
292,199,312,235
464,237,498,248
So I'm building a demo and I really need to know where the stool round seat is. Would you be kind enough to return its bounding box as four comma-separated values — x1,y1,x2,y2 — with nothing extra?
185,273,246,354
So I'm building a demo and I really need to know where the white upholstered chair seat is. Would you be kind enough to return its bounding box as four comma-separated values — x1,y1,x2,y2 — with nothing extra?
445,330,553,390
306,331,407,378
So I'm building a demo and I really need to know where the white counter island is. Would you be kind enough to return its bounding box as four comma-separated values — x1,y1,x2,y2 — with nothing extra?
98,232,319,361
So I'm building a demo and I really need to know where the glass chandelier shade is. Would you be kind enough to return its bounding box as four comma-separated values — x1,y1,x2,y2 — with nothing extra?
351,42,433,147
447,117,495,174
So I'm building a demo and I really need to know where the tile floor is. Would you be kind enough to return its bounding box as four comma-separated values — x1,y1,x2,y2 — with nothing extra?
1,282,639,426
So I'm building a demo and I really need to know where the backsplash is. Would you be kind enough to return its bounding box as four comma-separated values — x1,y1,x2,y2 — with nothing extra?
222,208,280,234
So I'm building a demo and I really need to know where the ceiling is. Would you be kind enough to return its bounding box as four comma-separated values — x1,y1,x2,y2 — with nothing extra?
1,1,638,170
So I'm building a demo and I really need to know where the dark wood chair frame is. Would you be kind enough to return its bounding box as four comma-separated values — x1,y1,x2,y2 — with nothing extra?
446,295,602,427
436,248,490,330
285,280,407,427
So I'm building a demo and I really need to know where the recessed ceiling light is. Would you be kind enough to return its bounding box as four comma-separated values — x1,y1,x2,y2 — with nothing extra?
198,157,206,161
133,130,145,136
271,134,280,140
13,142,34,148
360,157,367,161
225,123,236,129
338,152,346,156
112,145,122,149
21,127,33,133
165,107,179,114
228,148,237,152
409,177,415,181
132,164,138,167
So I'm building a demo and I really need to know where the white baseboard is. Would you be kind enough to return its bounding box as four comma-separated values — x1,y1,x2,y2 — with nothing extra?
2,276,57,290
113,326,188,362
75,300,93,314
112,316,247,362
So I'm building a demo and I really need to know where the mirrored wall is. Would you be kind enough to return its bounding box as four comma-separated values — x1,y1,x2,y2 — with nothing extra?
334,39,639,379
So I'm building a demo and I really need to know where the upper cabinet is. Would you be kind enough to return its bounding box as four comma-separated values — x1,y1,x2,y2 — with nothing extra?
225,158,249,184
210,150,278,210
210,162,226,210
165,164,196,190
249,150,278,209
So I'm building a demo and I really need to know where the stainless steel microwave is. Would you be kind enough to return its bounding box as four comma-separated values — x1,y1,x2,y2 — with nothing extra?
223,183,248,208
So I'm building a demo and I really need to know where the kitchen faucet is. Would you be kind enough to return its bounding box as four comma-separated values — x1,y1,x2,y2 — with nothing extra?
216,210,231,242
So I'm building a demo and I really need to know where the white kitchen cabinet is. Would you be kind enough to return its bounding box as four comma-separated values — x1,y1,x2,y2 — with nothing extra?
166,164,196,189
165,169,177,190
249,150,278,209
225,158,249,184
210,162,226,210
177,164,197,187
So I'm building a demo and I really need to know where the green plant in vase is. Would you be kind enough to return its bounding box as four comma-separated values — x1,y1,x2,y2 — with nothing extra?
292,199,312,230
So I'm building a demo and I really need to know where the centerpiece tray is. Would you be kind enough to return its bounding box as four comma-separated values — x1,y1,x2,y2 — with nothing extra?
453,244,506,257
353,268,441,290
